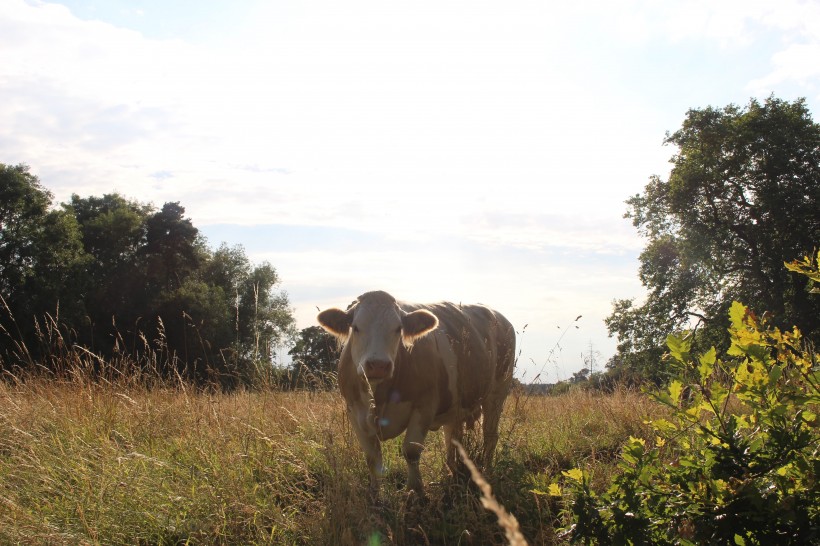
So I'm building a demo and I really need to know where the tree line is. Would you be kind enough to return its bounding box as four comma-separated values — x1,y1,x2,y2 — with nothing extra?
0,165,310,387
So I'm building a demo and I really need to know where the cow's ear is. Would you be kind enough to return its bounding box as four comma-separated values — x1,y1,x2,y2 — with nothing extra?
401,309,438,347
317,308,352,340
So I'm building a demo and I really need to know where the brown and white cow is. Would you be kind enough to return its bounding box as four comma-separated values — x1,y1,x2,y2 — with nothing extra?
317,290,515,495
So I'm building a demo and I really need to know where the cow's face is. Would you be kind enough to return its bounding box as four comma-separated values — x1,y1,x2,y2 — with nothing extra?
317,292,438,383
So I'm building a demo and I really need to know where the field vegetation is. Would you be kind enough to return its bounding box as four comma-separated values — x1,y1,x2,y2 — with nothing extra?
0,356,659,545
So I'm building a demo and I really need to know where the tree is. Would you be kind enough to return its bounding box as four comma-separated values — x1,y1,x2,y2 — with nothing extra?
65,193,154,353
570,367,590,384
0,164,88,364
235,262,296,365
607,97,820,383
141,202,205,292
0,164,52,296
67,193,151,271
153,278,235,383
155,243,296,385
287,326,340,389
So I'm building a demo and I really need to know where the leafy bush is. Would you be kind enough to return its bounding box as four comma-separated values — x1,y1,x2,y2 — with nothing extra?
559,297,819,544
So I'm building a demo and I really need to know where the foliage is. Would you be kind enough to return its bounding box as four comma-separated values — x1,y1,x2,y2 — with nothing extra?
141,201,205,292
287,325,340,389
0,164,58,295
0,164,295,386
561,299,820,544
607,97,820,383
0,165,90,337
786,249,820,293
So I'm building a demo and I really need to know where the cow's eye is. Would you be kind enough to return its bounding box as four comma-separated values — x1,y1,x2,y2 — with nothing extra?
352,325,360,333
395,326,402,335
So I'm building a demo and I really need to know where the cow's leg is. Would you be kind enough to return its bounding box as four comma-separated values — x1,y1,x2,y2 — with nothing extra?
402,411,431,495
480,387,508,466
350,407,383,497
481,334,515,466
442,421,464,476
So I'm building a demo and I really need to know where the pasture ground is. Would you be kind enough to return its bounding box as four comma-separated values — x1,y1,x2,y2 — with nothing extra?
0,374,661,545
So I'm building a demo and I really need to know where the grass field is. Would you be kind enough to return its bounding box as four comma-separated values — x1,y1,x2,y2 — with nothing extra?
0,370,663,545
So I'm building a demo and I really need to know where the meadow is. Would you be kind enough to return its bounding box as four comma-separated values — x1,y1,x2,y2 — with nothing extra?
0,366,662,546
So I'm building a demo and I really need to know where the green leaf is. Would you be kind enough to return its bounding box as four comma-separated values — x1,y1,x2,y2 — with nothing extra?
669,380,683,405
667,334,690,362
698,347,716,379
773,403,789,417
748,436,764,453
711,383,729,407
653,392,675,407
622,451,638,465
563,468,585,483
729,301,747,330
768,365,782,385
651,418,678,433
679,457,698,468
776,464,792,477
697,401,715,416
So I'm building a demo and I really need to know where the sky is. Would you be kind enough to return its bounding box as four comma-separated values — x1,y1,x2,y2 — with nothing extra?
2,0,819,382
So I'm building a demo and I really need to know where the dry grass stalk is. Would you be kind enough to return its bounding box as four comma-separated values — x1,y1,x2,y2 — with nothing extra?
453,440,529,546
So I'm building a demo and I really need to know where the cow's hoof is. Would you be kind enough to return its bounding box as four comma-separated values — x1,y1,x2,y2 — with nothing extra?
404,488,428,507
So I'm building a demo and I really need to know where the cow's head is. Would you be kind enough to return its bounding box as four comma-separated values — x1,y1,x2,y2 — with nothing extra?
317,291,438,383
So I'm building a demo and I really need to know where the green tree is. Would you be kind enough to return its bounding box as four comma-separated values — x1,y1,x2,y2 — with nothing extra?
202,245,291,361
607,97,820,383
65,193,153,353
153,278,234,384
154,248,295,386
0,164,52,296
287,325,339,389
201,243,252,295
235,262,296,366
141,202,205,292
0,164,88,365
67,193,151,271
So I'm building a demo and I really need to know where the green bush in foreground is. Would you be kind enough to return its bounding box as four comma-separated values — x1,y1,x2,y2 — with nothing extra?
560,298,819,544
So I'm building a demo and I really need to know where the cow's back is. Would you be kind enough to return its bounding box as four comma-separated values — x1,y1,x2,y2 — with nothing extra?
401,301,515,414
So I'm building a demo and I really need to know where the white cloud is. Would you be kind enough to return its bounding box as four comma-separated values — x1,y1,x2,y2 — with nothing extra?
748,43,820,96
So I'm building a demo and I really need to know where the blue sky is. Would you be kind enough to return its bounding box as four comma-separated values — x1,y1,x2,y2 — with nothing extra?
3,0,819,381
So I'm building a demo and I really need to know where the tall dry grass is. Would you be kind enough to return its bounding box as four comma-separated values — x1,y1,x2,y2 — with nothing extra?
0,361,663,546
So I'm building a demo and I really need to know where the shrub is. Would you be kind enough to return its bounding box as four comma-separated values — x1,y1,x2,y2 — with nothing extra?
559,299,819,544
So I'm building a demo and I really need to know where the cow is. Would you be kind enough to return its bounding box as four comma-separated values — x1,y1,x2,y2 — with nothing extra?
317,290,515,496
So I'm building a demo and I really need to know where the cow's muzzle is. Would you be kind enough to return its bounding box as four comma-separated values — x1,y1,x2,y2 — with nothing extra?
364,359,393,381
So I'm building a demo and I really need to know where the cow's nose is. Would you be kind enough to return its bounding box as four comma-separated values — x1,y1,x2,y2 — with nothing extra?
364,359,393,380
